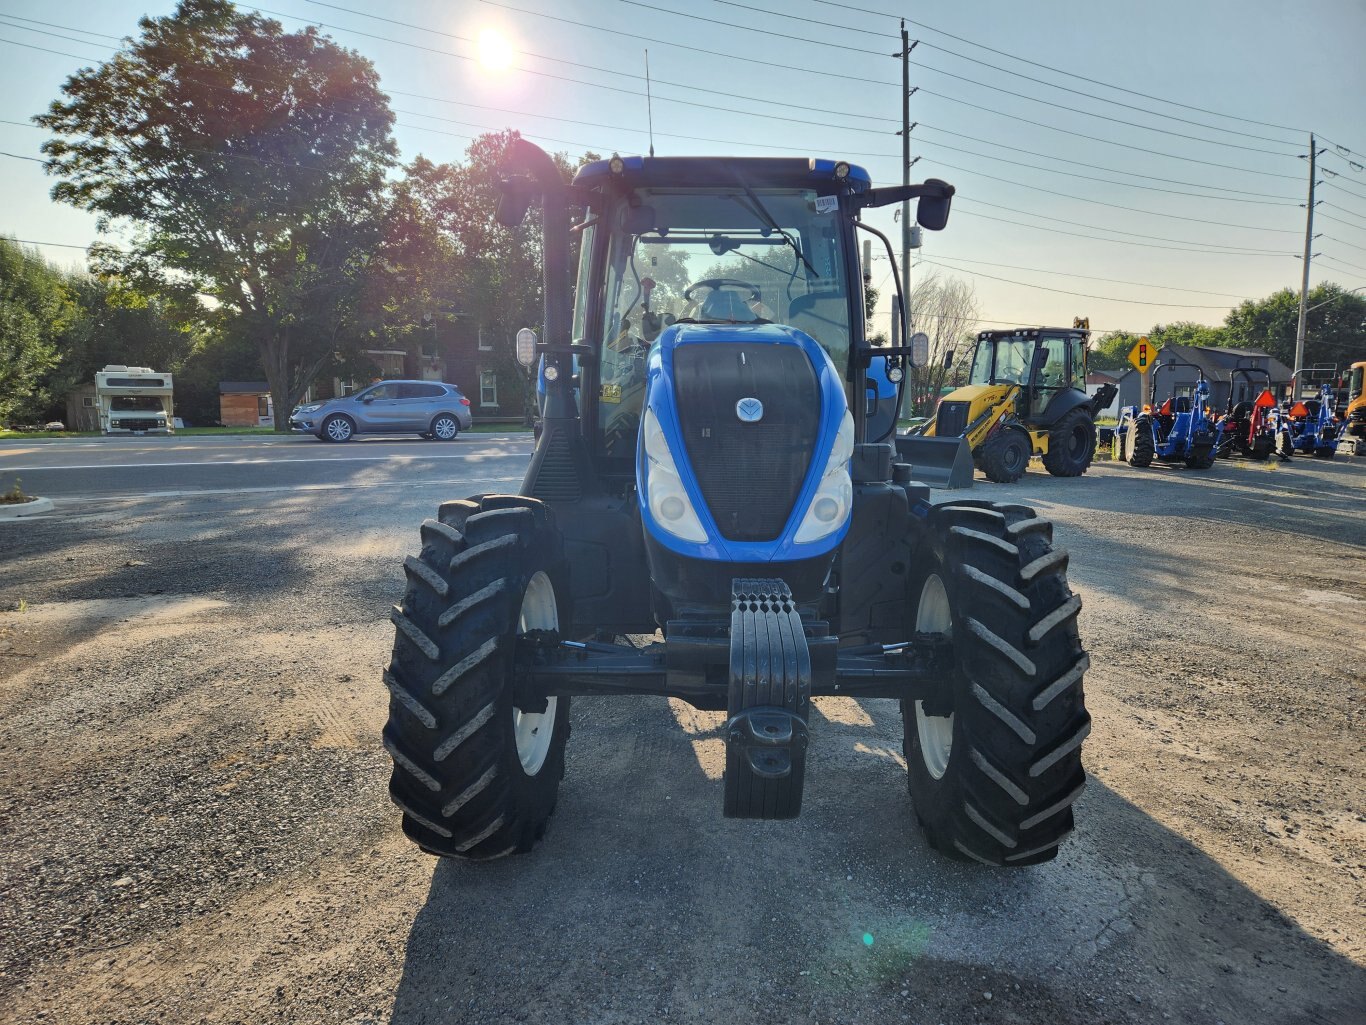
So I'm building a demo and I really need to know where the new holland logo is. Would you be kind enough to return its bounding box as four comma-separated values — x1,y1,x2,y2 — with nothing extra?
736,397,764,423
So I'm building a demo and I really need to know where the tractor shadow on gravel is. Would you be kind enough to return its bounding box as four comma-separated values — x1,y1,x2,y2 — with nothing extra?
388,693,1365,1025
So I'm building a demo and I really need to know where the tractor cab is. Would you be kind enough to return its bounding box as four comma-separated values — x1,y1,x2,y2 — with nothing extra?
1215,364,1289,460
965,328,1086,419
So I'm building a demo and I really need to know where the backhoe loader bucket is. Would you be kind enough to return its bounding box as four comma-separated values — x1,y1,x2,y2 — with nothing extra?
894,434,976,489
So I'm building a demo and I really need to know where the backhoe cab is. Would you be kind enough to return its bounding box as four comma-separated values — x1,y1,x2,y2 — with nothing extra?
379,140,1092,868
904,328,1113,484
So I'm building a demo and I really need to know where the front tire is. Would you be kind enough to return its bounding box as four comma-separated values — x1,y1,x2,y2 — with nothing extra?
978,429,1032,483
1041,409,1096,477
322,414,355,443
383,495,570,859
903,501,1090,866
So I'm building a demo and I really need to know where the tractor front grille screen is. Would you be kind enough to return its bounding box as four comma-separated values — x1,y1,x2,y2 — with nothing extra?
673,342,820,543
936,401,970,438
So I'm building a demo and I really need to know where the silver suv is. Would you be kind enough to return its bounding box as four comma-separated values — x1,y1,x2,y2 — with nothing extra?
289,380,473,442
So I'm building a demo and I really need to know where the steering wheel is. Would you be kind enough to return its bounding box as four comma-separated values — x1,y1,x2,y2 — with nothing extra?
682,278,762,304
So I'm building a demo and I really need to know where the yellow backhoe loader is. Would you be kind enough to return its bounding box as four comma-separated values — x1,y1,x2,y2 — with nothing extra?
899,327,1116,484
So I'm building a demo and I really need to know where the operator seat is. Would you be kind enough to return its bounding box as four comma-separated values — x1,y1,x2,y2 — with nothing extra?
1173,396,1192,413
700,289,760,323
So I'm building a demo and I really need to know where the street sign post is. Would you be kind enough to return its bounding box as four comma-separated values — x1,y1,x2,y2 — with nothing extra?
1129,336,1154,409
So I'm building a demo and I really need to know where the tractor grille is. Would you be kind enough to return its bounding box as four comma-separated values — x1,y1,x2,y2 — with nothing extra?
673,342,820,543
935,401,970,438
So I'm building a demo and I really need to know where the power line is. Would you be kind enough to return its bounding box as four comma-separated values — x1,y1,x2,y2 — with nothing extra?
0,150,46,163
952,205,1294,257
918,88,1301,181
1324,235,1366,256
1319,254,1366,275
1320,209,1366,231
702,0,1302,149
475,0,1300,163
915,122,1296,202
921,253,1257,299
912,135,1294,209
803,0,1305,136
915,257,1236,308
0,235,99,250
927,160,1299,234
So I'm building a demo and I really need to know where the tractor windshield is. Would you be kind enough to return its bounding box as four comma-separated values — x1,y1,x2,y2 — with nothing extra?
968,337,1035,386
1351,365,1364,402
596,187,853,457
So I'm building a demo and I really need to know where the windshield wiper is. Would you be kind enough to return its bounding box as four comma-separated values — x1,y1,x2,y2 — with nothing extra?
730,178,819,279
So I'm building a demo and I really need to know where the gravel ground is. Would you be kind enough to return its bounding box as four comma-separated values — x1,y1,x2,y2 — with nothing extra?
0,450,1362,1025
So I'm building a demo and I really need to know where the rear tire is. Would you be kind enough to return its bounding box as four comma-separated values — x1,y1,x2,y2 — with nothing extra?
1127,416,1154,467
902,501,1090,866
431,414,460,441
1041,409,1096,477
978,429,1032,483
383,495,570,859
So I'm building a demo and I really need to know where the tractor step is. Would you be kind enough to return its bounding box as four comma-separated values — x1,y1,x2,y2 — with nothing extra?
723,578,811,819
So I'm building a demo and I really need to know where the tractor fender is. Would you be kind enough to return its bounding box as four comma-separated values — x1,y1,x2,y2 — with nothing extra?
1040,387,1100,427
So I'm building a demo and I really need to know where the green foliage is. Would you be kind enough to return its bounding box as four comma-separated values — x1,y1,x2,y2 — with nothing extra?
37,0,397,426
1224,284,1366,372
0,239,71,423
1087,331,1140,372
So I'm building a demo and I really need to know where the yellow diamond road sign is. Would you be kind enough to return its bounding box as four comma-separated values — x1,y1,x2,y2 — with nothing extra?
1128,336,1155,373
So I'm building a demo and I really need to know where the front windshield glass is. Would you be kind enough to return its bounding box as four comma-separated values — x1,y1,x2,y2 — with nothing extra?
968,338,1035,386
596,187,851,457
111,396,165,411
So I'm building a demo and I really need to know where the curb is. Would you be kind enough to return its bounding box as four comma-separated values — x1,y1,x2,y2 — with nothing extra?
0,497,55,520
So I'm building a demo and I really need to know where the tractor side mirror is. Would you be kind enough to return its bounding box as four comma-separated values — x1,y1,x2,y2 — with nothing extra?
1032,348,1051,372
943,347,955,369
916,180,954,231
495,179,533,227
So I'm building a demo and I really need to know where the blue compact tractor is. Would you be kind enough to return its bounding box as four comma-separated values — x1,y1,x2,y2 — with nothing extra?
1115,360,1219,470
381,141,1091,867
1284,377,1341,459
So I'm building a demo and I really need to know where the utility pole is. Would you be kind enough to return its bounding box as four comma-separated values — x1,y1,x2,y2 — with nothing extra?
1292,133,1322,400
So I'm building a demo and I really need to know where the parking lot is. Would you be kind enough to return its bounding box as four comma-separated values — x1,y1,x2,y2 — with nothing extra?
0,435,1362,1025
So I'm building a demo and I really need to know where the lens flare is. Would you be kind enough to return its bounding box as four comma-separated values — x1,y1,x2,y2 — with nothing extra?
477,29,514,71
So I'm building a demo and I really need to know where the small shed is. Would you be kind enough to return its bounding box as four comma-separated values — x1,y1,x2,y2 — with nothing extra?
219,381,274,427
64,383,100,432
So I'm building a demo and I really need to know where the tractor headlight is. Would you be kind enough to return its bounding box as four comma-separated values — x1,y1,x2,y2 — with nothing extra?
794,410,855,544
641,406,707,543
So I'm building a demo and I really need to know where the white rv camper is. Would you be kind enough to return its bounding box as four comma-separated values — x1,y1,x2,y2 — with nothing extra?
94,365,175,435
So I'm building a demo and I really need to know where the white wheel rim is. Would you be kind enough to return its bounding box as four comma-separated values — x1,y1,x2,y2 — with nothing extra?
514,570,558,776
914,572,955,780
327,418,350,441
435,418,457,439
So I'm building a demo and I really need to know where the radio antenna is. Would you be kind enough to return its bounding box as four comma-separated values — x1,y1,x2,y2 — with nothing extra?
644,49,655,157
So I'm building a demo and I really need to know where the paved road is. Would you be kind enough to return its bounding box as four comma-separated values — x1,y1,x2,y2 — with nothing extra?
0,434,534,500
0,441,1362,1024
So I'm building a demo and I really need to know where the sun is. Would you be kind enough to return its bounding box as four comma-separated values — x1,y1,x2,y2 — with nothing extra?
477,29,515,71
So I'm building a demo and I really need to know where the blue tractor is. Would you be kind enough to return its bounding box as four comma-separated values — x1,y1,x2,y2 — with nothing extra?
1284,376,1341,459
1114,360,1219,470
381,141,1091,867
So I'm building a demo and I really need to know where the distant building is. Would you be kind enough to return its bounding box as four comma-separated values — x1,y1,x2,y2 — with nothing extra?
219,382,274,427
1115,345,1292,412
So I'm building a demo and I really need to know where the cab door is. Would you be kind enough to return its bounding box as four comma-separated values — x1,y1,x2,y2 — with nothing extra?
1029,335,1070,419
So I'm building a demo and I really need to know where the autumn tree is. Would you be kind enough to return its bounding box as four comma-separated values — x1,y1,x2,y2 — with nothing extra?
907,271,979,415
37,0,396,427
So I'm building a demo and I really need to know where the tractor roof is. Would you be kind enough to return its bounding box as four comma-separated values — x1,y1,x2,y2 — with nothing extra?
976,327,1089,342
574,155,872,192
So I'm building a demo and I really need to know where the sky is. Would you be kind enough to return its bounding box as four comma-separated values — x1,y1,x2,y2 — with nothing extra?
1,0,1365,340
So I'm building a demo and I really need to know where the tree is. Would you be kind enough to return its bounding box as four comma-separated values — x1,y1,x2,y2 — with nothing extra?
1088,330,1141,372
0,239,70,424
37,0,397,428
1224,284,1366,373
908,271,979,415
